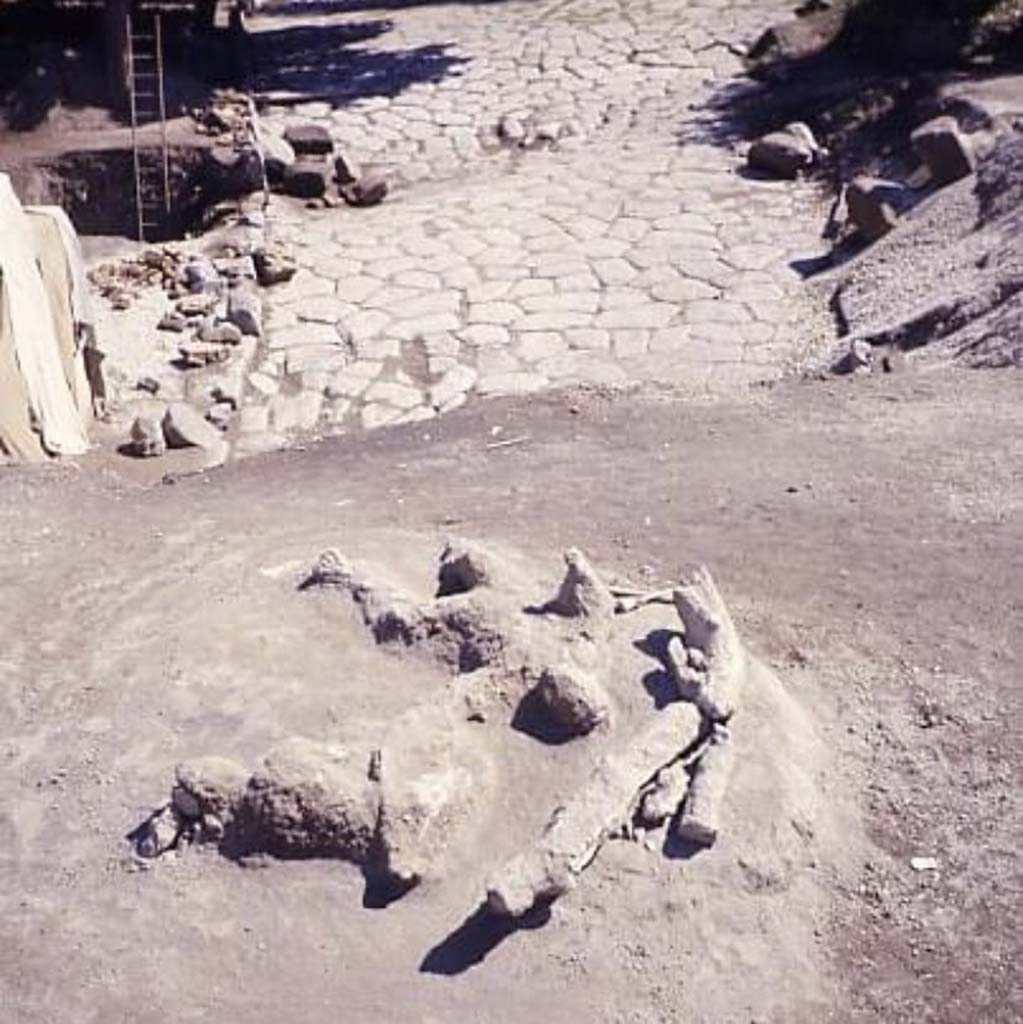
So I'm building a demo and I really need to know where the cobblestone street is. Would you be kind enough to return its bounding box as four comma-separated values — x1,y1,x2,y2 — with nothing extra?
234,0,829,451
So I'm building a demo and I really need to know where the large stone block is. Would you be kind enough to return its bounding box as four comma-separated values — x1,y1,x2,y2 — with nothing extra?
283,123,334,156
911,116,976,187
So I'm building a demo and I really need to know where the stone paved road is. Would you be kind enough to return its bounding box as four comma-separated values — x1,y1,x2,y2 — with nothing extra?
237,0,830,451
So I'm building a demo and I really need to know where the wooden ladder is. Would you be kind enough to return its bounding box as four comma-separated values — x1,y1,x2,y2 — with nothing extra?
127,7,171,242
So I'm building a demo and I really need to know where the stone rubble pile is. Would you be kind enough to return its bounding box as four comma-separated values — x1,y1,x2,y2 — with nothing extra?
266,121,390,209
89,248,186,310
107,235,297,463
740,19,1002,376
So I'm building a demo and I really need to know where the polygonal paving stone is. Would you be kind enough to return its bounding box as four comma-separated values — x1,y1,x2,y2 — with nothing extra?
392,314,462,340
558,272,601,292
535,349,606,379
361,402,402,429
682,299,748,325
520,291,601,314
516,331,568,362
459,324,511,348
611,329,650,357
650,277,720,303
355,336,402,360
365,286,424,311
430,364,478,408
592,258,637,286
682,320,741,344
724,244,785,272
395,290,463,317
267,322,344,351
285,346,351,375
594,304,675,329
513,310,595,331
467,302,523,325
649,327,693,353
566,328,611,350
444,265,480,288
423,332,460,357
345,309,391,342
364,380,423,409
337,276,383,304
428,356,458,376
509,278,555,299
601,287,649,310
477,348,521,375
467,280,513,304
475,371,548,396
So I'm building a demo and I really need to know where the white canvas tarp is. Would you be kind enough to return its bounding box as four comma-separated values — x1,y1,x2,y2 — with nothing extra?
0,173,90,460
25,205,97,429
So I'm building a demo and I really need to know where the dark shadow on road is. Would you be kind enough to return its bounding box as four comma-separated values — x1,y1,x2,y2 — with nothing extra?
260,0,523,15
420,902,552,975
247,19,469,104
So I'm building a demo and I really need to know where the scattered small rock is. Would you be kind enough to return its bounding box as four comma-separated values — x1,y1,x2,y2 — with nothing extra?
497,114,526,145
747,122,823,179
135,805,180,858
227,281,263,337
746,9,844,65
849,337,874,371
212,255,257,283
184,256,222,295
128,416,166,457
206,401,235,431
198,320,244,346
162,402,225,450
846,176,914,242
253,245,297,287
339,174,389,208
210,384,240,409
176,293,219,318
178,340,232,368
284,160,329,199
157,312,187,333
911,116,976,187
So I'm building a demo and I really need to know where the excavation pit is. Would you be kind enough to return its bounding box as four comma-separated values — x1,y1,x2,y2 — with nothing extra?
3,129,227,242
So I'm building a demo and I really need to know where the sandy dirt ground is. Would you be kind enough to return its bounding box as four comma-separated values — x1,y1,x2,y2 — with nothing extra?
1,367,1021,1023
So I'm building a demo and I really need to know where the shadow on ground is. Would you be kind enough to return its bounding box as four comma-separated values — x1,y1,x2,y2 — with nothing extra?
260,0,525,15
247,18,469,102
420,902,552,975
